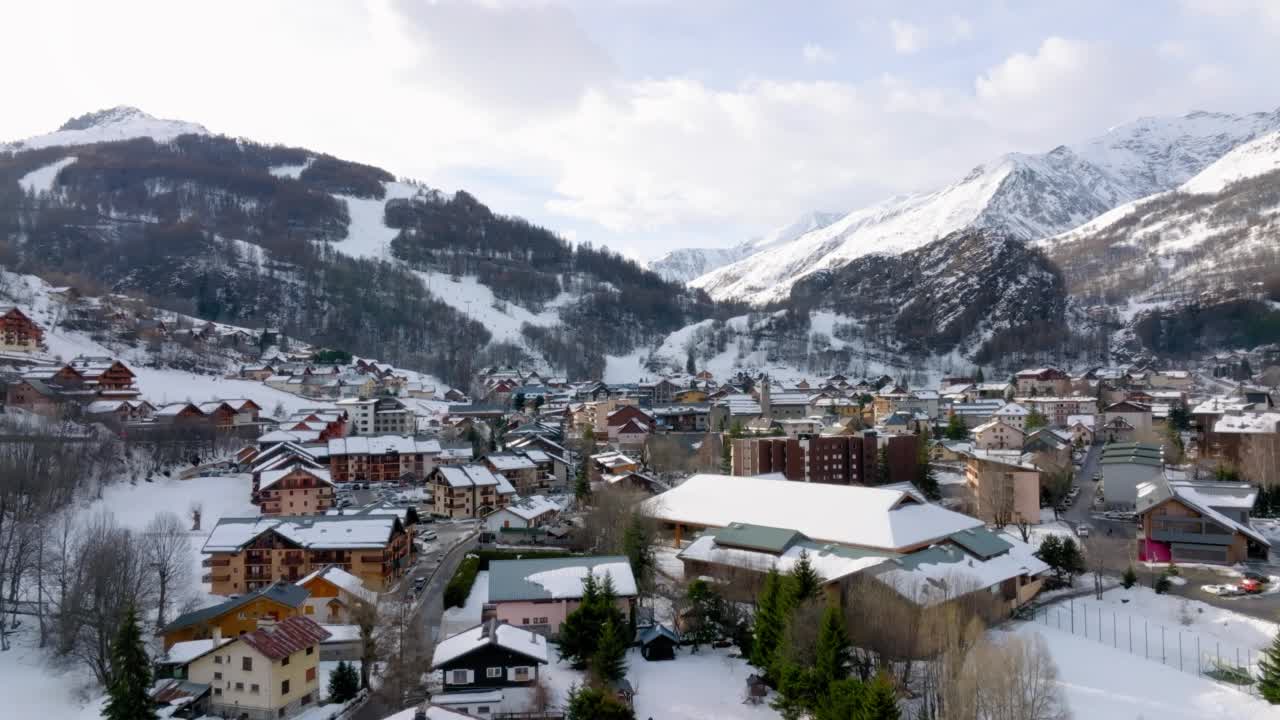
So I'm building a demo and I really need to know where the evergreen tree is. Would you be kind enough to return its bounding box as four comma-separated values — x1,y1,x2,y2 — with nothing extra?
1122,565,1137,589
326,660,360,703
817,678,867,720
974,367,985,383
1025,409,1049,431
574,461,591,503
814,605,851,687
686,349,696,375
874,446,891,485
943,413,968,441
1155,574,1172,594
513,392,526,411
622,513,655,591
685,579,721,651
862,674,900,720
103,605,155,720
590,618,628,684
913,433,940,500
751,568,787,671
771,662,822,720
557,573,604,668
1258,631,1280,703
789,550,822,604
566,685,635,720
721,433,733,474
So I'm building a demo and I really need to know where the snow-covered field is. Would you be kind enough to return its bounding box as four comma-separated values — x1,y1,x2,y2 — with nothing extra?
542,644,779,720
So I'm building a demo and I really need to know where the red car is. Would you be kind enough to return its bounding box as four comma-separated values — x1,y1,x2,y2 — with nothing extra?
1240,578,1264,594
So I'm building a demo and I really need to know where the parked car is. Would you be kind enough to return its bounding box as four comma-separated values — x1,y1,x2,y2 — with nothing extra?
420,530,438,542
1092,473,1102,482
413,576,427,592
1204,584,1245,597
1076,525,1090,538
1242,570,1270,583
1241,578,1265,594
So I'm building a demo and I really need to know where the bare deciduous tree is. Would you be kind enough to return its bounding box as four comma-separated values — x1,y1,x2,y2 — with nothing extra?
143,511,192,630
955,632,1070,720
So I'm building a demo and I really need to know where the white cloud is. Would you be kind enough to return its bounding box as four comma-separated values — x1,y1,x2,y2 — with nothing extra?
802,43,836,65
949,16,974,42
889,20,927,54
1181,0,1280,33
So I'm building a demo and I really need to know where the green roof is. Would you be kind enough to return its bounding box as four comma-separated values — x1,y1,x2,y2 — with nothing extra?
947,527,1012,560
1099,455,1163,468
1103,442,1162,453
711,523,805,554
487,555,635,602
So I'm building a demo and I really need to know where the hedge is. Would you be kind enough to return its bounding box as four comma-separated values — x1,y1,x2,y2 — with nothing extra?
444,556,481,609
473,549,579,571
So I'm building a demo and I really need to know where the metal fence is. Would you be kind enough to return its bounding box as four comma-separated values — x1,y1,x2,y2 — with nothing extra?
1032,597,1261,697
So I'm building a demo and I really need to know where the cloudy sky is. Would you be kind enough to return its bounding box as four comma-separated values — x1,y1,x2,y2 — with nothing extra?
4,0,1280,260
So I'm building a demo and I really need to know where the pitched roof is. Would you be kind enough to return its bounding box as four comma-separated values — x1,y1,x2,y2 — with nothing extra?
296,565,377,605
238,616,330,660
488,556,638,602
202,515,405,553
162,581,310,634
258,464,333,490
431,620,549,667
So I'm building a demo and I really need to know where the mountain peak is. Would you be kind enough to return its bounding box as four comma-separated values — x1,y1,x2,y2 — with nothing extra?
4,105,209,152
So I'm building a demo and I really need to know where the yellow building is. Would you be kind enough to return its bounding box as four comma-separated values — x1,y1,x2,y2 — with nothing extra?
161,581,309,650
185,616,330,720
296,565,377,624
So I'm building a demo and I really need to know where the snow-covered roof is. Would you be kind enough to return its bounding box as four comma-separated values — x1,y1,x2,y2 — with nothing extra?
488,556,638,601
1191,396,1254,415
202,515,404,552
258,465,332,490
995,402,1030,417
964,448,1040,471
1213,412,1280,435
434,464,515,494
491,495,561,521
485,453,537,471
431,620,549,667
327,436,442,456
156,402,200,417
297,565,377,605
873,531,1049,606
163,638,232,665
1067,414,1096,429
678,532,888,583
259,429,321,444
642,474,982,552
971,419,1025,436
84,400,127,414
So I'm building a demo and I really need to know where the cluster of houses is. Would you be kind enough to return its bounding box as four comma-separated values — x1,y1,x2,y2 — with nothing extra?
242,356,468,404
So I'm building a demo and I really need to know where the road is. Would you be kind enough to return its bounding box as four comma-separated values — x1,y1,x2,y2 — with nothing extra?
1062,443,1137,541
353,521,478,720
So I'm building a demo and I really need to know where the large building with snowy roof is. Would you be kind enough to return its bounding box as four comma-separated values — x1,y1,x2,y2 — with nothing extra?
486,556,637,637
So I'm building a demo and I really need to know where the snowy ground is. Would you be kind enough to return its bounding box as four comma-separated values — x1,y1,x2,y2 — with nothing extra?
1013,622,1280,718
130,367,335,415
0,623,99,720
441,571,488,638
542,644,780,720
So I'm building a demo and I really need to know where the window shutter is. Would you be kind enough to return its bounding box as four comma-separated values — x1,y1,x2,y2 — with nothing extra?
465,669,475,684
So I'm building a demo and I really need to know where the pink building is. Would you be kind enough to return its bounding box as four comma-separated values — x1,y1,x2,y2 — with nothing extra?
486,556,638,637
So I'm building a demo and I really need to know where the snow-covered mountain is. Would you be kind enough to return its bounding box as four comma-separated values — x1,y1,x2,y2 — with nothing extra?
692,108,1280,305
1,106,209,152
647,210,842,284
1040,128,1280,309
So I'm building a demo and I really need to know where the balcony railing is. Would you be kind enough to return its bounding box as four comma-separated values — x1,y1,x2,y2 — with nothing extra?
201,557,231,568
202,572,230,583
359,554,385,564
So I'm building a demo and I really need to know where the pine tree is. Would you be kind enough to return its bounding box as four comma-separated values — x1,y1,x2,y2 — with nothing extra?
1258,632,1280,703
814,605,851,687
685,579,721,652
103,605,156,720
789,550,822,604
1026,410,1049,431
771,662,822,720
566,684,635,720
817,678,867,720
1122,565,1137,589
751,567,787,671
875,446,891,485
913,434,940,501
557,573,603,668
622,514,655,591
686,350,696,375
975,367,985,383
721,434,733,474
590,618,628,684
943,413,968,441
862,674,900,719
327,660,360,703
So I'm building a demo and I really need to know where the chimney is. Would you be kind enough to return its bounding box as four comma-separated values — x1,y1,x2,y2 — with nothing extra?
211,627,222,644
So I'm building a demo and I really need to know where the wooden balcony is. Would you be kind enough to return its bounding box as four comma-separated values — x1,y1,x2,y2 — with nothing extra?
201,557,231,568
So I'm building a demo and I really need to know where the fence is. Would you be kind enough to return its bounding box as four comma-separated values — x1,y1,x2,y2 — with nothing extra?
1031,598,1261,696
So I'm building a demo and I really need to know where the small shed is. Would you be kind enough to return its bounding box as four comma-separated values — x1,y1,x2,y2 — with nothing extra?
638,624,679,662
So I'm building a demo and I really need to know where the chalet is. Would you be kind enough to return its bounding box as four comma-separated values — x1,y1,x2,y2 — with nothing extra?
589,450,640,480
67,356,138,398
604,471,664,494
201,514,413,594
973,382,1013,400
295,565,377,624
198,401,239,429
1103,401,1153,439
637,377,681,405
481,495,561,533
322,435,443,483
1066,414,1096,446
184,616,329,720
992,402,1030,431
484,452,540,494
84,398,156,424
162,581,310,650
430,620,550,714
254,465,335,516
614,417,650,447
0,306,44,352
487,556,638,637
1137,478,1270,564
429,464,516,519
240,364,275,381
4,377,61,416
1014,367,1072,396
156,402,207,424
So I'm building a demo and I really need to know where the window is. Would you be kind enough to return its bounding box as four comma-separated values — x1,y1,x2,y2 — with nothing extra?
486,667,503,678
450,670,470,684
281,679,291,696
476,707,490,715
235,682,244,691
306,667,317,682
512,667,531,681
214,688,222,696
214,672,223,681
306,646,314,656
522,617,530,625
242,657,252,671
250,684,260,694
214,655,223,665
282,654,291,667
304,605,314,615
